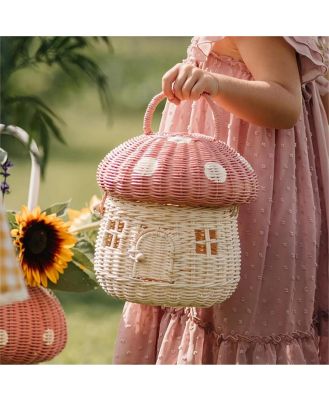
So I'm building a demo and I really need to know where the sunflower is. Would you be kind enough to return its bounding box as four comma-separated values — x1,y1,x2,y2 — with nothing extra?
11,206,77,287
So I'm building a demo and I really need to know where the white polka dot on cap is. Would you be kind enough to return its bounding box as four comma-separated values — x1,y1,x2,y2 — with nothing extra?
167,135,192,144
204,162,227,183
133,157,158,176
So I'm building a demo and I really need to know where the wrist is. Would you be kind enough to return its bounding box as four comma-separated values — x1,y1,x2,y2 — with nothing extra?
209,73,221,100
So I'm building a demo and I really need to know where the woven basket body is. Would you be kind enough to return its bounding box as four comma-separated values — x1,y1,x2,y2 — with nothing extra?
95,93,258,307
94,196,241,307
0,286,67,364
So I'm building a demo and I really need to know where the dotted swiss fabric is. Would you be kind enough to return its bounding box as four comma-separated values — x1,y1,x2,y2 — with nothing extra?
112,37,329,364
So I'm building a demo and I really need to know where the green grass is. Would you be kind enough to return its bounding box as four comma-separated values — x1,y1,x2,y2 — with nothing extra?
46,290,124,364
2,37,190,364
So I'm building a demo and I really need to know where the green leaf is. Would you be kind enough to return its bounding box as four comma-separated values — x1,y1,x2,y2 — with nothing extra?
1,36,112,174
72,247,94,271
6,210,17,228
40,111,66,144
7,95,63,121
47,261,98,292
74,239,95,261
42,200,71,217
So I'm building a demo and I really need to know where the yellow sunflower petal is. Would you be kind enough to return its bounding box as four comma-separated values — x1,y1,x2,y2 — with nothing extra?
57,237,76,248
63,236,77,246
58,247,74,259
55,256,70,269
45,268,58,284
11,229,18,237
20,205,29,220
55,265,65,274
24,266,34,286
32,206,41,219
31,268,41,286
18,247,24,259
40,272,48,287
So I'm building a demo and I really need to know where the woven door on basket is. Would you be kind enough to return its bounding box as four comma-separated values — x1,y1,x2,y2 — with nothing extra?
0,125,67,364
94,92,259,307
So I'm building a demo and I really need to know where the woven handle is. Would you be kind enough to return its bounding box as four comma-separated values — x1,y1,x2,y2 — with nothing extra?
0,124,41,211
143,91,222,139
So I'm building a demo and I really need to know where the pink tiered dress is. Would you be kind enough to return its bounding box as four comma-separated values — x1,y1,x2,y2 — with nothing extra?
113,36,329,364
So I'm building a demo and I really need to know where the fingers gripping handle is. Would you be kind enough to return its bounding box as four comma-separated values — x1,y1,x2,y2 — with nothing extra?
143,91,222,140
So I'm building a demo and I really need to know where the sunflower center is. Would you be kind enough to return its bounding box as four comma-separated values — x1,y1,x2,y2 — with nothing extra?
26,227,48,254
22,220,60,262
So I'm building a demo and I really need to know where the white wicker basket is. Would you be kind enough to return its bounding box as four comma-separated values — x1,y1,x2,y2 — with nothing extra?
95,196,241,307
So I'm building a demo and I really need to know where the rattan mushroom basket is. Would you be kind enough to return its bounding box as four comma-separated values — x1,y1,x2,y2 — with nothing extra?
94,92,259,307
0,286,67,364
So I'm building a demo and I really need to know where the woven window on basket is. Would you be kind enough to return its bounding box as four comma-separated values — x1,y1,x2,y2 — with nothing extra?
195,229,218,255
104,220,125,249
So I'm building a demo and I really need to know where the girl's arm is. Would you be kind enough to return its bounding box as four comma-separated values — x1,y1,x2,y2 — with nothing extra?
162,37,302,129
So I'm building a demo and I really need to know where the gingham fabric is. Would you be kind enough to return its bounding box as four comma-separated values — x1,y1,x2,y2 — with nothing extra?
0,203,28,305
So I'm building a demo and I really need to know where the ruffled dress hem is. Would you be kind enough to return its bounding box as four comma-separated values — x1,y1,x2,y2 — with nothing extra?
155,307,320,365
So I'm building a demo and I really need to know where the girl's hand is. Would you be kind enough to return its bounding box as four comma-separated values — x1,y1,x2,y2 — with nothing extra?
162,63,219,105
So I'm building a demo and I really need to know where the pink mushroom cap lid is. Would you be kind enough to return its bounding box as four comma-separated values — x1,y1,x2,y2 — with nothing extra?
97,93,259,207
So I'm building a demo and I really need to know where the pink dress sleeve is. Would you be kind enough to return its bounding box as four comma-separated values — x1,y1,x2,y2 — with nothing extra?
193,36,225,56
283,36,327,84
183,36,225,64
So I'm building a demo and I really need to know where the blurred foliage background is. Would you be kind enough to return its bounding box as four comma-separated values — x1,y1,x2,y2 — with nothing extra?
0,36,190,364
